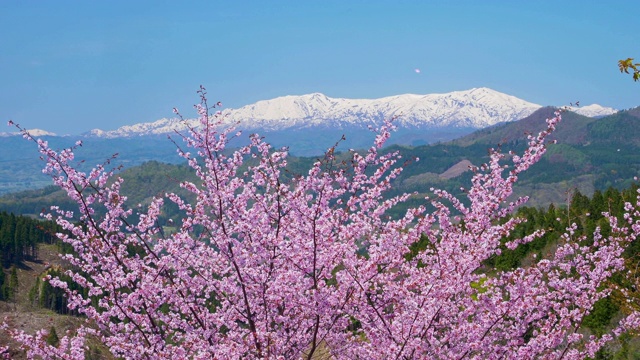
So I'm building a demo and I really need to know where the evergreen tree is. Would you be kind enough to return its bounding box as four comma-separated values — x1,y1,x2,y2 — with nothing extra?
604,187,623,214
0,269,5,301
570,190,590,217
6,266,18,301
591,190,607,218
9,266,18,289
45,326,59,347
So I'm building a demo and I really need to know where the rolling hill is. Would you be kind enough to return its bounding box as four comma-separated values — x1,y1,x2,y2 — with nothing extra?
1,106,638,216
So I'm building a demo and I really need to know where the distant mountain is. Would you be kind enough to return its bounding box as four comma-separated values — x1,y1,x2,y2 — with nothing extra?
0,128,57,137
69,87,556,157
566,104,618,118
4,88,618,157
453,106,640,147
223,87,542,129
451,107,595,147
86,119,200,138
425,106,640,207
86,88,543,138
2,107,640,214
0,88,625,195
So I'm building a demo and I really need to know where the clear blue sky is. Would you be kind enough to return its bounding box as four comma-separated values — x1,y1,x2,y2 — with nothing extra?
1,1,638,135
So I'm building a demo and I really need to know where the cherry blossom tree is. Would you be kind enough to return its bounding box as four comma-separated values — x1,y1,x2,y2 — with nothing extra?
5,89,640,359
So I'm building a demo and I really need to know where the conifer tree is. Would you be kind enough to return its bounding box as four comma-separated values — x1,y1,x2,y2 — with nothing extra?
0,269,5,301
7,266,18,301
46,326,59,347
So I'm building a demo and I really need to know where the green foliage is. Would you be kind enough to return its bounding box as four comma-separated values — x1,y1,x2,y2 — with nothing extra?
2,265,19,301
84,345,105,360
544,144,590,168
583,297,620,336
0,268,4,301
46,326,59,347
404,233,432,262
486,184,640,356
470,277,488,301
484,205,563,271
588,112,640,146
9,266,18,290
30,266,86,315
619,58,640,82
0,211,61,267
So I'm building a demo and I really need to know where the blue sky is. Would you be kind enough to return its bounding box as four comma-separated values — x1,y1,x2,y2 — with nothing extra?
1,1,638,135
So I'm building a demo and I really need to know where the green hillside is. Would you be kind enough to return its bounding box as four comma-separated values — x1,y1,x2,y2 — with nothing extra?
0,136,183,195
387,106,640,207
1,107,640,217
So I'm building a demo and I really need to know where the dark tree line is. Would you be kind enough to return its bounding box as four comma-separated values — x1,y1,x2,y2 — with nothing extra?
0,211,61,301
0,211,61,267
28,265,89,315
0,266,19,301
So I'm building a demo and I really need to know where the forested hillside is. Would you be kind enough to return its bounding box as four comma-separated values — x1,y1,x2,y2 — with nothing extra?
0,212,59,267
3,107,640,219
0,212,60,303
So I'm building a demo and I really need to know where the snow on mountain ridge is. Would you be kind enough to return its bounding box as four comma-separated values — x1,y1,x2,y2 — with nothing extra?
27,129,57,136
88,118,200,138
0,129,57,137
221,87,542,130
87,88,545,137
567,104,618,118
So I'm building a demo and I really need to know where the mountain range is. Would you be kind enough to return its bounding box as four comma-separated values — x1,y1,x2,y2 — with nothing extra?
82,87,617,139
3,105,639,217
0,87,626,196
85,87,541,137
2,87,617,140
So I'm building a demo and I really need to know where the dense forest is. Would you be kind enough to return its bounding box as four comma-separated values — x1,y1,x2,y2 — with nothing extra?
28,265,88,315
0,211,60,267
0,211,60,300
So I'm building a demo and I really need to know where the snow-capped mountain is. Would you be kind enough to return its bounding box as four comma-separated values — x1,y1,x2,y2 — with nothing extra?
87,88,543,138
567,104,618,118
225,87,542,129
0,129,57,137
86,118,200,138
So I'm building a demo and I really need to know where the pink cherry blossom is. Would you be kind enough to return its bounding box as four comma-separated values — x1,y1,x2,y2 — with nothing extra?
5,94,640,359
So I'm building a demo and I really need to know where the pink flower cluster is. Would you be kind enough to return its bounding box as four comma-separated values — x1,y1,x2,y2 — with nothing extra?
5,92,640,359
